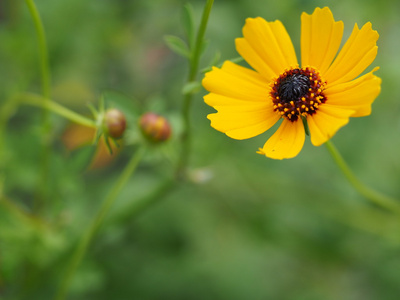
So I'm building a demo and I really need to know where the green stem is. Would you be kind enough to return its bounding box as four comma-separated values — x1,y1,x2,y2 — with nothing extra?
25,0,51,99
178,0,214,178
25,0,52,209
19,93,96,128
54,146,146,300
325,140,400,215
106,178,176,226
189,0,214,81
0,94,20,196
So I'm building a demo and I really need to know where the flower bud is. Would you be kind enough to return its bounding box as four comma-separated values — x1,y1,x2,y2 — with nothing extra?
139,112,171,143
103,108,126,139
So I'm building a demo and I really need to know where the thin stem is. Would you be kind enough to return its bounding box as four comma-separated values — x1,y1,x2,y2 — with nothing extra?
325,140,400,215
25,0,52,209
106,178,176,226
19,93,96,128
0,94,20,195
25,0,51,99
189,0,214,81
54,146,146,300
178,0,214,178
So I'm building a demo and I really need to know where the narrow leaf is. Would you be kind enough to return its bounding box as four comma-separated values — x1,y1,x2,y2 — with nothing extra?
182,81,202,95
104,136,113,155
200,38,210,55
182,3,196,50
200,51,221,73
164,35,190,58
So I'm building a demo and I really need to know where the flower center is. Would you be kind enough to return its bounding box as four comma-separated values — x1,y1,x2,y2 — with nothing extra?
270,67,327,121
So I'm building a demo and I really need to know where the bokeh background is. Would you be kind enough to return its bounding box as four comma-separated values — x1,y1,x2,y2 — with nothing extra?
1,0,400,299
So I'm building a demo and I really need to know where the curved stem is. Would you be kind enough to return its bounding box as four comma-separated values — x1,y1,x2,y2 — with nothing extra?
25,0,52,209
18,93,96,128
54,146,146,300
25,0,51,99
177,0,214,178
325,140,400,215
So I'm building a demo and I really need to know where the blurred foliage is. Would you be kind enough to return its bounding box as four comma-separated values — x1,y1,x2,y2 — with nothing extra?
1,0,400,299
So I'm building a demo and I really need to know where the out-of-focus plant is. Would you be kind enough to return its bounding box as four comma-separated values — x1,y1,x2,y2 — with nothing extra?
1,0,214,299
1,1,399,300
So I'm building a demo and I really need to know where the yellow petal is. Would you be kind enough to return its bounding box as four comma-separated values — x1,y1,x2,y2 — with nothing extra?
203,60,280,140
220,60,266,86
259,119,305,160
301,7,344,74
307,104,355,146
269,21,299,69
204,93,267,107
225,119,279,140
325,68,381,117
235,18,298,81
207,105,280,140
324,22,379,85
202,62,268,101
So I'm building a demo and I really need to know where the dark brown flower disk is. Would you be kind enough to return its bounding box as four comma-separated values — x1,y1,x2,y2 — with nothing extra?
270,67,327,122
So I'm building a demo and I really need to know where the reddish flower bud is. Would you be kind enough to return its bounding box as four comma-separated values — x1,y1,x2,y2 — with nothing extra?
139,112,171,143
103,108,126,139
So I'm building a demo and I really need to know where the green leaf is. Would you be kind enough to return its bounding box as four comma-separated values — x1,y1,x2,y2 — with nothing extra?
164,35,190,58
182,3,196,50
104,136,113,154
200,51,221,73
182,81,202,95
229,56,245,65
87,103,98,119
201,56,244,73
210,51,221,66
201,39,210,55
69,145,97,173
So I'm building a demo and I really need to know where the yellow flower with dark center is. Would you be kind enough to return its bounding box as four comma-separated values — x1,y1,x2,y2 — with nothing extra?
202,7,381,159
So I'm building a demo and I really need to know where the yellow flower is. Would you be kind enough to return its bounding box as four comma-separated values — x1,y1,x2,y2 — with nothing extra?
202,7,381,159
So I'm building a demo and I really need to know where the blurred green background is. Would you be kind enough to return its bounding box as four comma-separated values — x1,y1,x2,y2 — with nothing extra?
1,0,400,299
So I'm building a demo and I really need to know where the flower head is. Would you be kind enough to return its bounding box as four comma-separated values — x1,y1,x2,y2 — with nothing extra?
103,108,127,139
202,7,381,159
139,112,171,143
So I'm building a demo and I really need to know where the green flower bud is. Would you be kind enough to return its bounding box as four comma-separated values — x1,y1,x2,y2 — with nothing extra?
139,112,171,143
103,108,126,139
